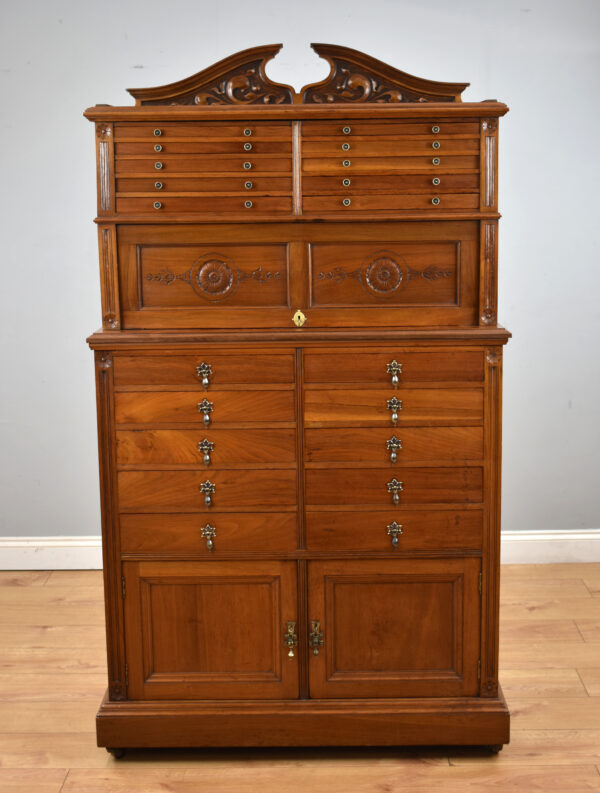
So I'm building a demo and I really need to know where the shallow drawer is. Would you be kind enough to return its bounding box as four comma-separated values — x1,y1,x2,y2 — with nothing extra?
116,196,293,214
114,122,292,139
304,351,484,384
301,121,480,137
305,467,483,506
114,353,295,386
303,173,479,194
305,426,483,464
303,194,479,212
116,140,291,155
115,390,295,425
305,509,482,552
116,176,292,194
118,469,296,512
303,156,479,173
115,156,292,175
303,138,479,156
120,512,297,554
117,428,296,466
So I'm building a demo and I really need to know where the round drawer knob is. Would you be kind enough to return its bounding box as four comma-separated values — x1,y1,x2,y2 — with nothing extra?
432,157,441,165
244,181,253,190
342,160,351,167
432,197,440,205
432,177,441,186
244,142,252,151
342,198,351,207
342,126,351,134
244,200,253,208
431,125,440,134
243,161,252,170
432,141,441,150
153,201,162,209
243,128,252,136
153,129,162,137
154,143,163,152
341,142,350,151
342,178,351,187
154,181,163,190
154,162,163,170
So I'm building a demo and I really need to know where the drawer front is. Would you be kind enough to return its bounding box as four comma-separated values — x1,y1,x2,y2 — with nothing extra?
304,388,483,427
115,156,292,175
116,196,293,215
114,122,292,139
303,173,479,195
301,121,480,137
305,510,483,552
116,140,292,155
120,513,297,554
117,428,296,466
302,156,479,173
303,138,479,156
114,353,295,387
118,469,297,512
116,176,292,193
303,194,479,212
115,390,295,425
304,350,484,384
305,467,483,506
305,426,483,464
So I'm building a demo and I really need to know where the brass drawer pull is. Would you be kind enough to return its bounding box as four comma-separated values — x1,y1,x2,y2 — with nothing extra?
154,181,163,190
243,161,252,170
154,143,163,152
244,181,253,190
432,141,441,150
199,480,215,507
341,142,350,151
386,396,403,424
201,523,216,551
342,125,351,134
431,125,440,134
153,201,162,210
432,177,441,186
432,197,440,205
244,200,253,208
309,620,324,656
197,398,214,426
153,128,162,137
154,161,163,169
342,198,351,207
342,178,351,187
284,621,298,658
197,438,214,466
386,436,402,463
432,157,440,165
243,128,252,136
244,142,252,151
342,159,351,167
387,478,403,505
386,359,402,387
387,521,403,547
196,362,212,389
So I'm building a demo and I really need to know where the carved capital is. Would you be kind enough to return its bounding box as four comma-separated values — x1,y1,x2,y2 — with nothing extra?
96,352,113,369
486,348,501,367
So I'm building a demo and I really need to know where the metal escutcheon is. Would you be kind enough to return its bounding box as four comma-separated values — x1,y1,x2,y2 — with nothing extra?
309,620,324,656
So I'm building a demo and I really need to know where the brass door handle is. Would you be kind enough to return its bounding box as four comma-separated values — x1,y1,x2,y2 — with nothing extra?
309,620,324,656
284,621,298,658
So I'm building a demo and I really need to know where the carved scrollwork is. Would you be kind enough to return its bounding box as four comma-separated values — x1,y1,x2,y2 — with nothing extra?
145,254,282,302
317,250,451,299
194,64,292,106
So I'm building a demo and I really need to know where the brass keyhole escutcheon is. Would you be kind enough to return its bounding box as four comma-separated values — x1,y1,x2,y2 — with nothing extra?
293,309,307,327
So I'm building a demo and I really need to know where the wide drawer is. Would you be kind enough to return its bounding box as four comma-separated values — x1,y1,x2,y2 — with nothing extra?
114,353,295,386
120,513,297,554
303,194,479,212
115,156,292,175
116,140,291,155
115,390,295,425
116,176,292,193
303,173,479,194
304,388,483,427
305,467,483,506
118,469,297,512
305,426,483,464
116,196,293,214
303,156,479,173
114,122,292,139
305,509,482,552
303,138,479,156
304,350,484,384
117,428,296,466
301,121,480,137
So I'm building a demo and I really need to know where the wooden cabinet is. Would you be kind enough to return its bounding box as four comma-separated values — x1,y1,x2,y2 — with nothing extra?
86,43,510,753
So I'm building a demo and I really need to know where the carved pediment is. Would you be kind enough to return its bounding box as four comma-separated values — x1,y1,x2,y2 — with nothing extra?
127,43,468,106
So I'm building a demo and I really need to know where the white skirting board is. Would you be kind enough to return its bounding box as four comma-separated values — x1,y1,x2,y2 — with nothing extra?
0,531,600,569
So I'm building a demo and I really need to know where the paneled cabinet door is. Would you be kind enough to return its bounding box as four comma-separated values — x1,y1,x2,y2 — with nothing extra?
307,558,481,699
123,561,299,700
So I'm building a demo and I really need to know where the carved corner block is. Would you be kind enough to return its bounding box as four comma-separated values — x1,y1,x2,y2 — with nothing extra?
98,226,121,330
480,221,498,326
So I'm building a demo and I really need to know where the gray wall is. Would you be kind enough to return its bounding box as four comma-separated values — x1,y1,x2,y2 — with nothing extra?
0,0,599,538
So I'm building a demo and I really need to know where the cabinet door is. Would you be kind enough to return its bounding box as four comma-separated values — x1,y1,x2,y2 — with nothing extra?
123,561,298,700
307,558,480,698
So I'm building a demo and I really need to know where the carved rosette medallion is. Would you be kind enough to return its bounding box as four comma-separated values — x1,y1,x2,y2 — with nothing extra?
194,259,235,298
364,257,403,294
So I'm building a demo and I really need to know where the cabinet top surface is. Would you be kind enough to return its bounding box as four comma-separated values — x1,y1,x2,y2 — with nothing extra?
84,43,508,120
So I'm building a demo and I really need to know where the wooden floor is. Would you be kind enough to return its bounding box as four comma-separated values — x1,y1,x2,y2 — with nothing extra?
1,565,600,792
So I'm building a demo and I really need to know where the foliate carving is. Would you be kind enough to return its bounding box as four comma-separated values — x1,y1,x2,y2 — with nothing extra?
482,118,498,132
486,348,502,367
95,124,112,138
145,254,282,302
193,63,292,106
317,250,451,299
96,352,113,369
303,44,468,104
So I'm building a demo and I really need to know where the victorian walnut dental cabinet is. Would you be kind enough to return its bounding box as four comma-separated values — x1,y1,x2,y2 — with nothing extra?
84,43,510,754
